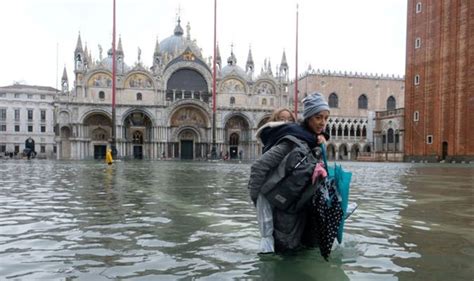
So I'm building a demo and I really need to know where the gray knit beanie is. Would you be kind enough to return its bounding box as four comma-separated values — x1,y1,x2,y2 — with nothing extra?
302,92,330,120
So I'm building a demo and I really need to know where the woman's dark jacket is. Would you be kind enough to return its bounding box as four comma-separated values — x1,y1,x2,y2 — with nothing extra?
248,122,325,252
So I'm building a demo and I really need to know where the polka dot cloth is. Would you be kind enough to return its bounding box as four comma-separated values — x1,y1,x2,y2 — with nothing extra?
310,177,343,260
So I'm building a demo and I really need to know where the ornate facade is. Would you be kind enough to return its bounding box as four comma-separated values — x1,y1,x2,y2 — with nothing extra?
55,19,291,160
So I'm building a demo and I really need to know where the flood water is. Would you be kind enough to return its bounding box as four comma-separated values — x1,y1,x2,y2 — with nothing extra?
0,160,473,280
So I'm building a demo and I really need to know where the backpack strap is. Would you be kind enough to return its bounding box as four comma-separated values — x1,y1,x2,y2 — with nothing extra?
275,135,310,153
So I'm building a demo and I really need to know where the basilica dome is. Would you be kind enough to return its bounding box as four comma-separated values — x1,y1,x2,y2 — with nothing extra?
221,51,246,78
99,49,130,73
160,19,202,58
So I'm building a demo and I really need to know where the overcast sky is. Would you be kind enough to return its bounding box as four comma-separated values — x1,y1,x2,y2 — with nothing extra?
0,0,407,89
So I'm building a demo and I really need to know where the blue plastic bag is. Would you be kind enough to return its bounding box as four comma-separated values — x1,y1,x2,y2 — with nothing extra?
322,144,352,244
328,164,352,243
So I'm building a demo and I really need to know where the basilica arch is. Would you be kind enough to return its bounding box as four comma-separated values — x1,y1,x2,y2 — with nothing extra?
122,110,154,159
224,114,251,159
169,105,210,159
86,71,113,88
164,64,211,103
124,72,154,89
83,111,112,159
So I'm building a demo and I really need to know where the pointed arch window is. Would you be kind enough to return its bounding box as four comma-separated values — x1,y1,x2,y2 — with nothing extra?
262,98,267,106
387,96,396,110
98,91,105,100
329,92,338,108
136,92,142,101
358,94,368,109
230,96,235,105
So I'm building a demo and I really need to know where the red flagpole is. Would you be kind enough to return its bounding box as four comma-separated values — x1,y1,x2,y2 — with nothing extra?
111,0,117,155
294,4,299,116
211,0,217,159
212,0,217,114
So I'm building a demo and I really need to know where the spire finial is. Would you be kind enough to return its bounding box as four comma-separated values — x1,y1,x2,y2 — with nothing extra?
173,13,184,36
98,44,103,60
116,35,124,56
75,31,83,53
186,22,191,40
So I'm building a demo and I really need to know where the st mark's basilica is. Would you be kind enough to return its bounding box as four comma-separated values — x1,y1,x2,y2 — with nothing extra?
56,18,292,160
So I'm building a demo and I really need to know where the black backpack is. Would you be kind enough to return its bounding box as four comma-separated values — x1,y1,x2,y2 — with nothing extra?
262,135,322,212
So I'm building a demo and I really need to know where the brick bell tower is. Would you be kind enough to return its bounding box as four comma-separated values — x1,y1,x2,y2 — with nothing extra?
404,0,474,162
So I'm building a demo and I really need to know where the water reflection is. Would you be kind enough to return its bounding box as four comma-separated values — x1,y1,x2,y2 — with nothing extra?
0,160,472,280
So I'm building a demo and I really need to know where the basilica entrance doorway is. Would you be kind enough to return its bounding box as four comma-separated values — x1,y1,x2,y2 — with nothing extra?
94,145,107,159
178,129,197,160
84,112,112,159
180,140,193,160
133,146,143,159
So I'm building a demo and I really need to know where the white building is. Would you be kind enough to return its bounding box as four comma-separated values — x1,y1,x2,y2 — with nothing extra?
0,84,58,158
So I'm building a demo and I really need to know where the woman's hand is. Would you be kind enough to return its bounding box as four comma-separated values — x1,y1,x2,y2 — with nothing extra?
317,134,327,145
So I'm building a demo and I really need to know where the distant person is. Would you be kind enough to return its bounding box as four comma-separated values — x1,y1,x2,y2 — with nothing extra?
106,147,113,165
